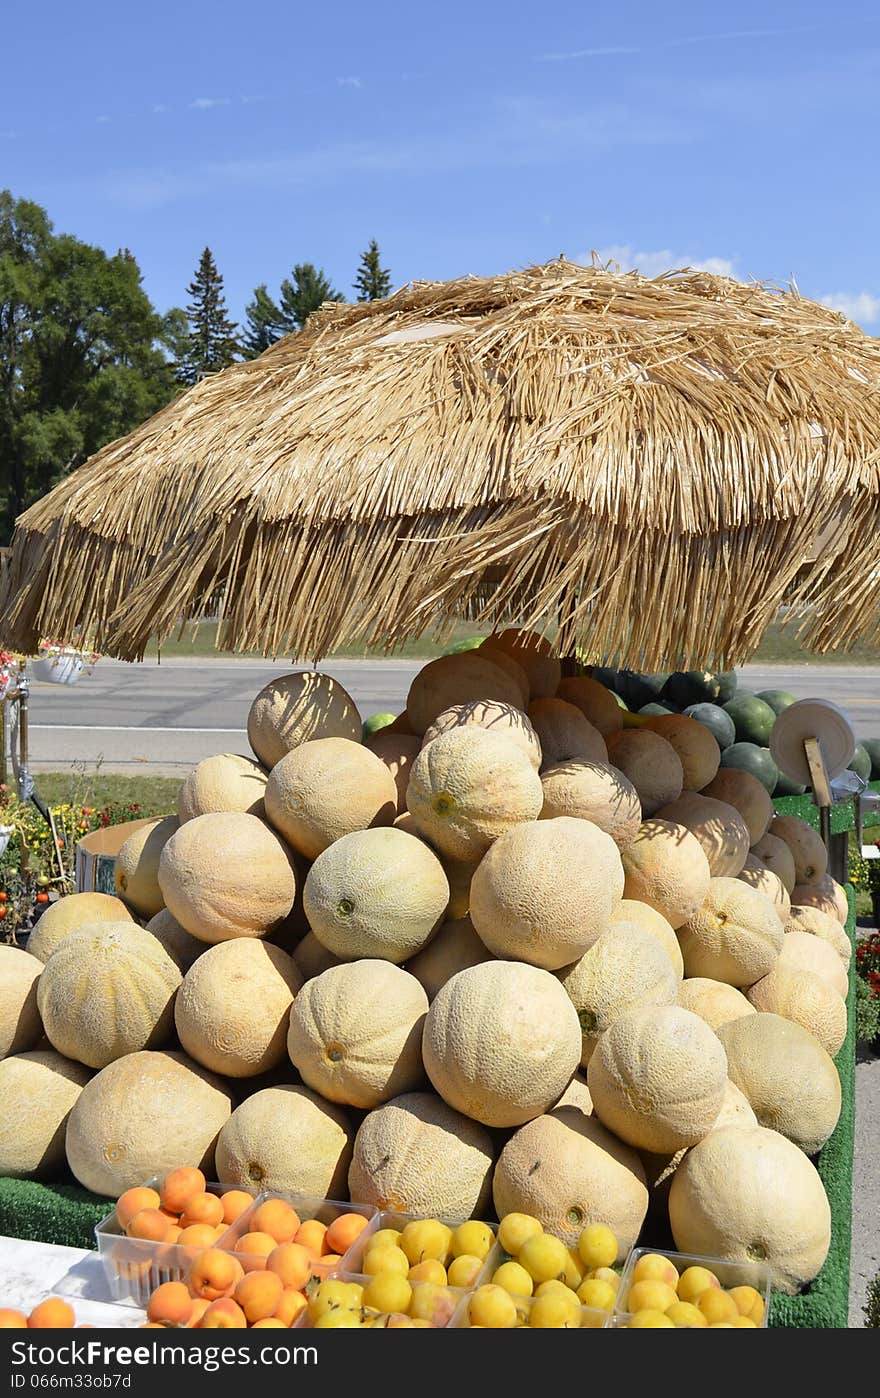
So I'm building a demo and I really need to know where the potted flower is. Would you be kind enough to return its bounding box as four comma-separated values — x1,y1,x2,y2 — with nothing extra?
30,639,101,686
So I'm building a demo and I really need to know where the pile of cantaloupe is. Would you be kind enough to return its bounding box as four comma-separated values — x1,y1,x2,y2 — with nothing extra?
0,632,851,1297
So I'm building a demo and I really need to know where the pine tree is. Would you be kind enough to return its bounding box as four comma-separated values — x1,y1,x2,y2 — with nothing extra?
179,247,239,383
242,284,284,359
278,263,343,332
353,239,391,301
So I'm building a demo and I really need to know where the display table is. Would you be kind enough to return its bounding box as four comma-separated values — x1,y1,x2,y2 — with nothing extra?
0,1235,143,1327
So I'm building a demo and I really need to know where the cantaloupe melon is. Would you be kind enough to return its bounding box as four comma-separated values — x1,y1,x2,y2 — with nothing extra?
406,654,523,736
214,1084,352,1198
38,923,181,1069
604,730,684,816
556,675,624,737
145,908,205,971
386,710,416,735
481,630,559,699
291,930,343,981
746,966,846,1057
114,816,178,919
159,812,297,943
178,753,268,823
701,769,773,845
175,939,302,1077
554,1071,593,1116
392,811,423,837
668,1124,831,1293
470,647,530,707
527,698,608,770
27,893,134,964
828,878,849,925
421,702,541,770
0,946,42,1058
737,855,791,922
440,855,477,920
638,1080,758,1227
0,1050,91,1178
539,761,641,849
676,978,757,1033
645,714,720,791
677,878,784,987
405,917,494,1000
715,1078,759,1129
347,1090,494,1220
784,906,851,964
65,1049,234,1195
611,900,684,978
656,793,750,877
586,1005,727,1154
717,1014,841,1156
790,875,847,926
469,817,624,970
778,929,849,999
558,923,679,1066
364,731,423,812
422,961,582,1127
406,728,543,862
492,1106,648,1258
247,670,361,769
749,832,797,894
304,827,449,963
769,816,828,886
619,819,711,929
287,960,428,1108
265,737,397,859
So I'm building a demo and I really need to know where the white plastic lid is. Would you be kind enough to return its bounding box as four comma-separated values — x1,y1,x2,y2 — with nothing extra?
769,698,856,785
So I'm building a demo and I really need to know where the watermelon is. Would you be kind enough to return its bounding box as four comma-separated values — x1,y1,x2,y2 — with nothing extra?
720,742,779,795
362,712,397,739
756,689,798,716
639,702,677,717
616,672,667,709
716,671,738,704
683,703,736,751
774,772,807,797
722,692,777,746
661,671,721,708
588,666,621,692
863,738,880,780
444,636,485,654
849,743,872,783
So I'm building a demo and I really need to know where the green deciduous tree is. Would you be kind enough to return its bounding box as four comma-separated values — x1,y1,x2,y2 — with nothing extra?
0,190,183,542
242,283,284,359
178,247,239,384
353,239,392,301
278,263,343,332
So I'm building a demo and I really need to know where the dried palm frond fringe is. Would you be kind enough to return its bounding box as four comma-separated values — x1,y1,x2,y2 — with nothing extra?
2,258,879,665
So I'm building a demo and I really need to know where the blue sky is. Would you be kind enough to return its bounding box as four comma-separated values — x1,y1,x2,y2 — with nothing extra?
3,0,879,327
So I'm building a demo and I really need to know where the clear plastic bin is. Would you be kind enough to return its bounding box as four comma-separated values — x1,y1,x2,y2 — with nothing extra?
452,1288,611,1329
614,1247,772,1328
295,1277,468,1329
95,1179,249,1308
339,1207,501,1285
220,1192,377,1281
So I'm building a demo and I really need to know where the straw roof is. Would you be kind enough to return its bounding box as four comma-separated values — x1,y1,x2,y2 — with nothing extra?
2,257,880,666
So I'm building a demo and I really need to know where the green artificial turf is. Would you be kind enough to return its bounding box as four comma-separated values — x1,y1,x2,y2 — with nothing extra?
768,883,855,1328
0,1178,111,1251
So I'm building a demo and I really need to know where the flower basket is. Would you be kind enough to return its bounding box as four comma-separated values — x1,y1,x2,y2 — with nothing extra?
31,645,97,685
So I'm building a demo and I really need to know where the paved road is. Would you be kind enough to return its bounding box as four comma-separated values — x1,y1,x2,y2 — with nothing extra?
9,657,880,775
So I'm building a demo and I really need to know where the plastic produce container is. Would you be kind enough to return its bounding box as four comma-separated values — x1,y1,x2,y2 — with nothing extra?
220,1192,377,1282
295,1279,469,1329
339,1207,501,1284
614,1247,772,1328
452,1289,611,1329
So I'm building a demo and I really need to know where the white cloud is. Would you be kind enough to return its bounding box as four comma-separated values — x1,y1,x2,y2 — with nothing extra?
581,245,737,278
152,103,168,114
336,76,362,89
539,23,823,62
190,97,230,110
540,46,638,61
820,291,880,327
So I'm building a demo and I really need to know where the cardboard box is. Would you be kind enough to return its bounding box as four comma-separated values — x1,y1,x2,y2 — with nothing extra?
74,818,159,895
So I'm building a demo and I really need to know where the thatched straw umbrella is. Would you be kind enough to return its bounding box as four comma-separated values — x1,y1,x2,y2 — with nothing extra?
2,259,879,666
